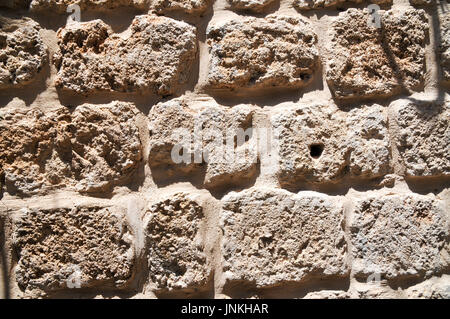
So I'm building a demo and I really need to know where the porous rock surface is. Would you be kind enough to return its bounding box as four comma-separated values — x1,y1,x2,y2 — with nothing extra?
350,194,449,280
206,15,318,91
0,102,142,196
13,205,135,296
148,97,259,190
326,8,428,100
440,10,450,84
1,1,449,300
29,0,150,12
145,192,210,292
54,15,197,95
271,103,391,187
0,16,47,89
152,0,210,14
221,188,348,288
293,0,392,11
227,0,276,12
392,99,450,177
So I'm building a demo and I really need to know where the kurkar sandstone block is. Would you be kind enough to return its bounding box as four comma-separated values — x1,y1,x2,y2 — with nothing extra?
13,204,136,296
326,8,428,100
0,102,142,196
227,0,276,12
206,15,318,91
350,194,449,280
152,0,210,14
293,0,392,11
29,0,150,12
392,99,450,177
54,15,197,95
271,103,391,188
440,10,450,84
0,16,47,89
221,188,348,288
148,97,259,190
145,192,210,292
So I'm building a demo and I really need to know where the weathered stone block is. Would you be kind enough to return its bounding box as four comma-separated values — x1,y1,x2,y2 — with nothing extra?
148,97,259,190
54,15,197,96
227,0,276,12
0,101,142,196
350,194,449,280
152,0,210,14
0,16,47,89
30,0,149,12
13,205,135,294
326,8,428,100
221,188,348,288
145,192,210,291
439,10,450,84
392,99,449,177
206,15,318,91
293,0,392,11
271,103,391,187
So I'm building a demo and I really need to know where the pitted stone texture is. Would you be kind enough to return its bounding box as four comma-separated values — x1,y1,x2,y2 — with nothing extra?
145,192,210,291
392,99,450,177
30,0,149,12
206,15,318,91
221,188,348,288
405,276,450,299
0,16,47,89
271,103,391,187
350,194,449,281
326,9,428,100
294,0,392,11
0,102,142,196
148,97,258,190
152,0,210,14
440,10,450,84
227,0,276,12
13,205,135,295
54,15,197,96
304,290,350,299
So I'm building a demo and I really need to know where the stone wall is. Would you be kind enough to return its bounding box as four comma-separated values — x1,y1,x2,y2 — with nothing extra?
0,0,449,299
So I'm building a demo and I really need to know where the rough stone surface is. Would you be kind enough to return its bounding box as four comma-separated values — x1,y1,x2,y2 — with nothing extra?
30,0,150,12
221,188,348,288
148,97,258,190
326,8,428,100
152,0,210,14
227,0,276,12
293,0,392,11
392,99,450,177
271,103,391,187
303,290,350,299
0,16,47,89
54,15,197,95
409,0,434,5
206,15,318,91
0,102,142,196
350,194,449,280
405,276,450,298
145,192,210,291
440,10,450,84
13,205,135,295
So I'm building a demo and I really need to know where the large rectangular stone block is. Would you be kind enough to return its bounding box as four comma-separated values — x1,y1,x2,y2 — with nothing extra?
221,188,348,288
350,194,449,280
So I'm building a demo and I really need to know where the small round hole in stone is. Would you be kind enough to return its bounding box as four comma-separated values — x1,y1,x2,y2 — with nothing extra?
309,144,324,159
